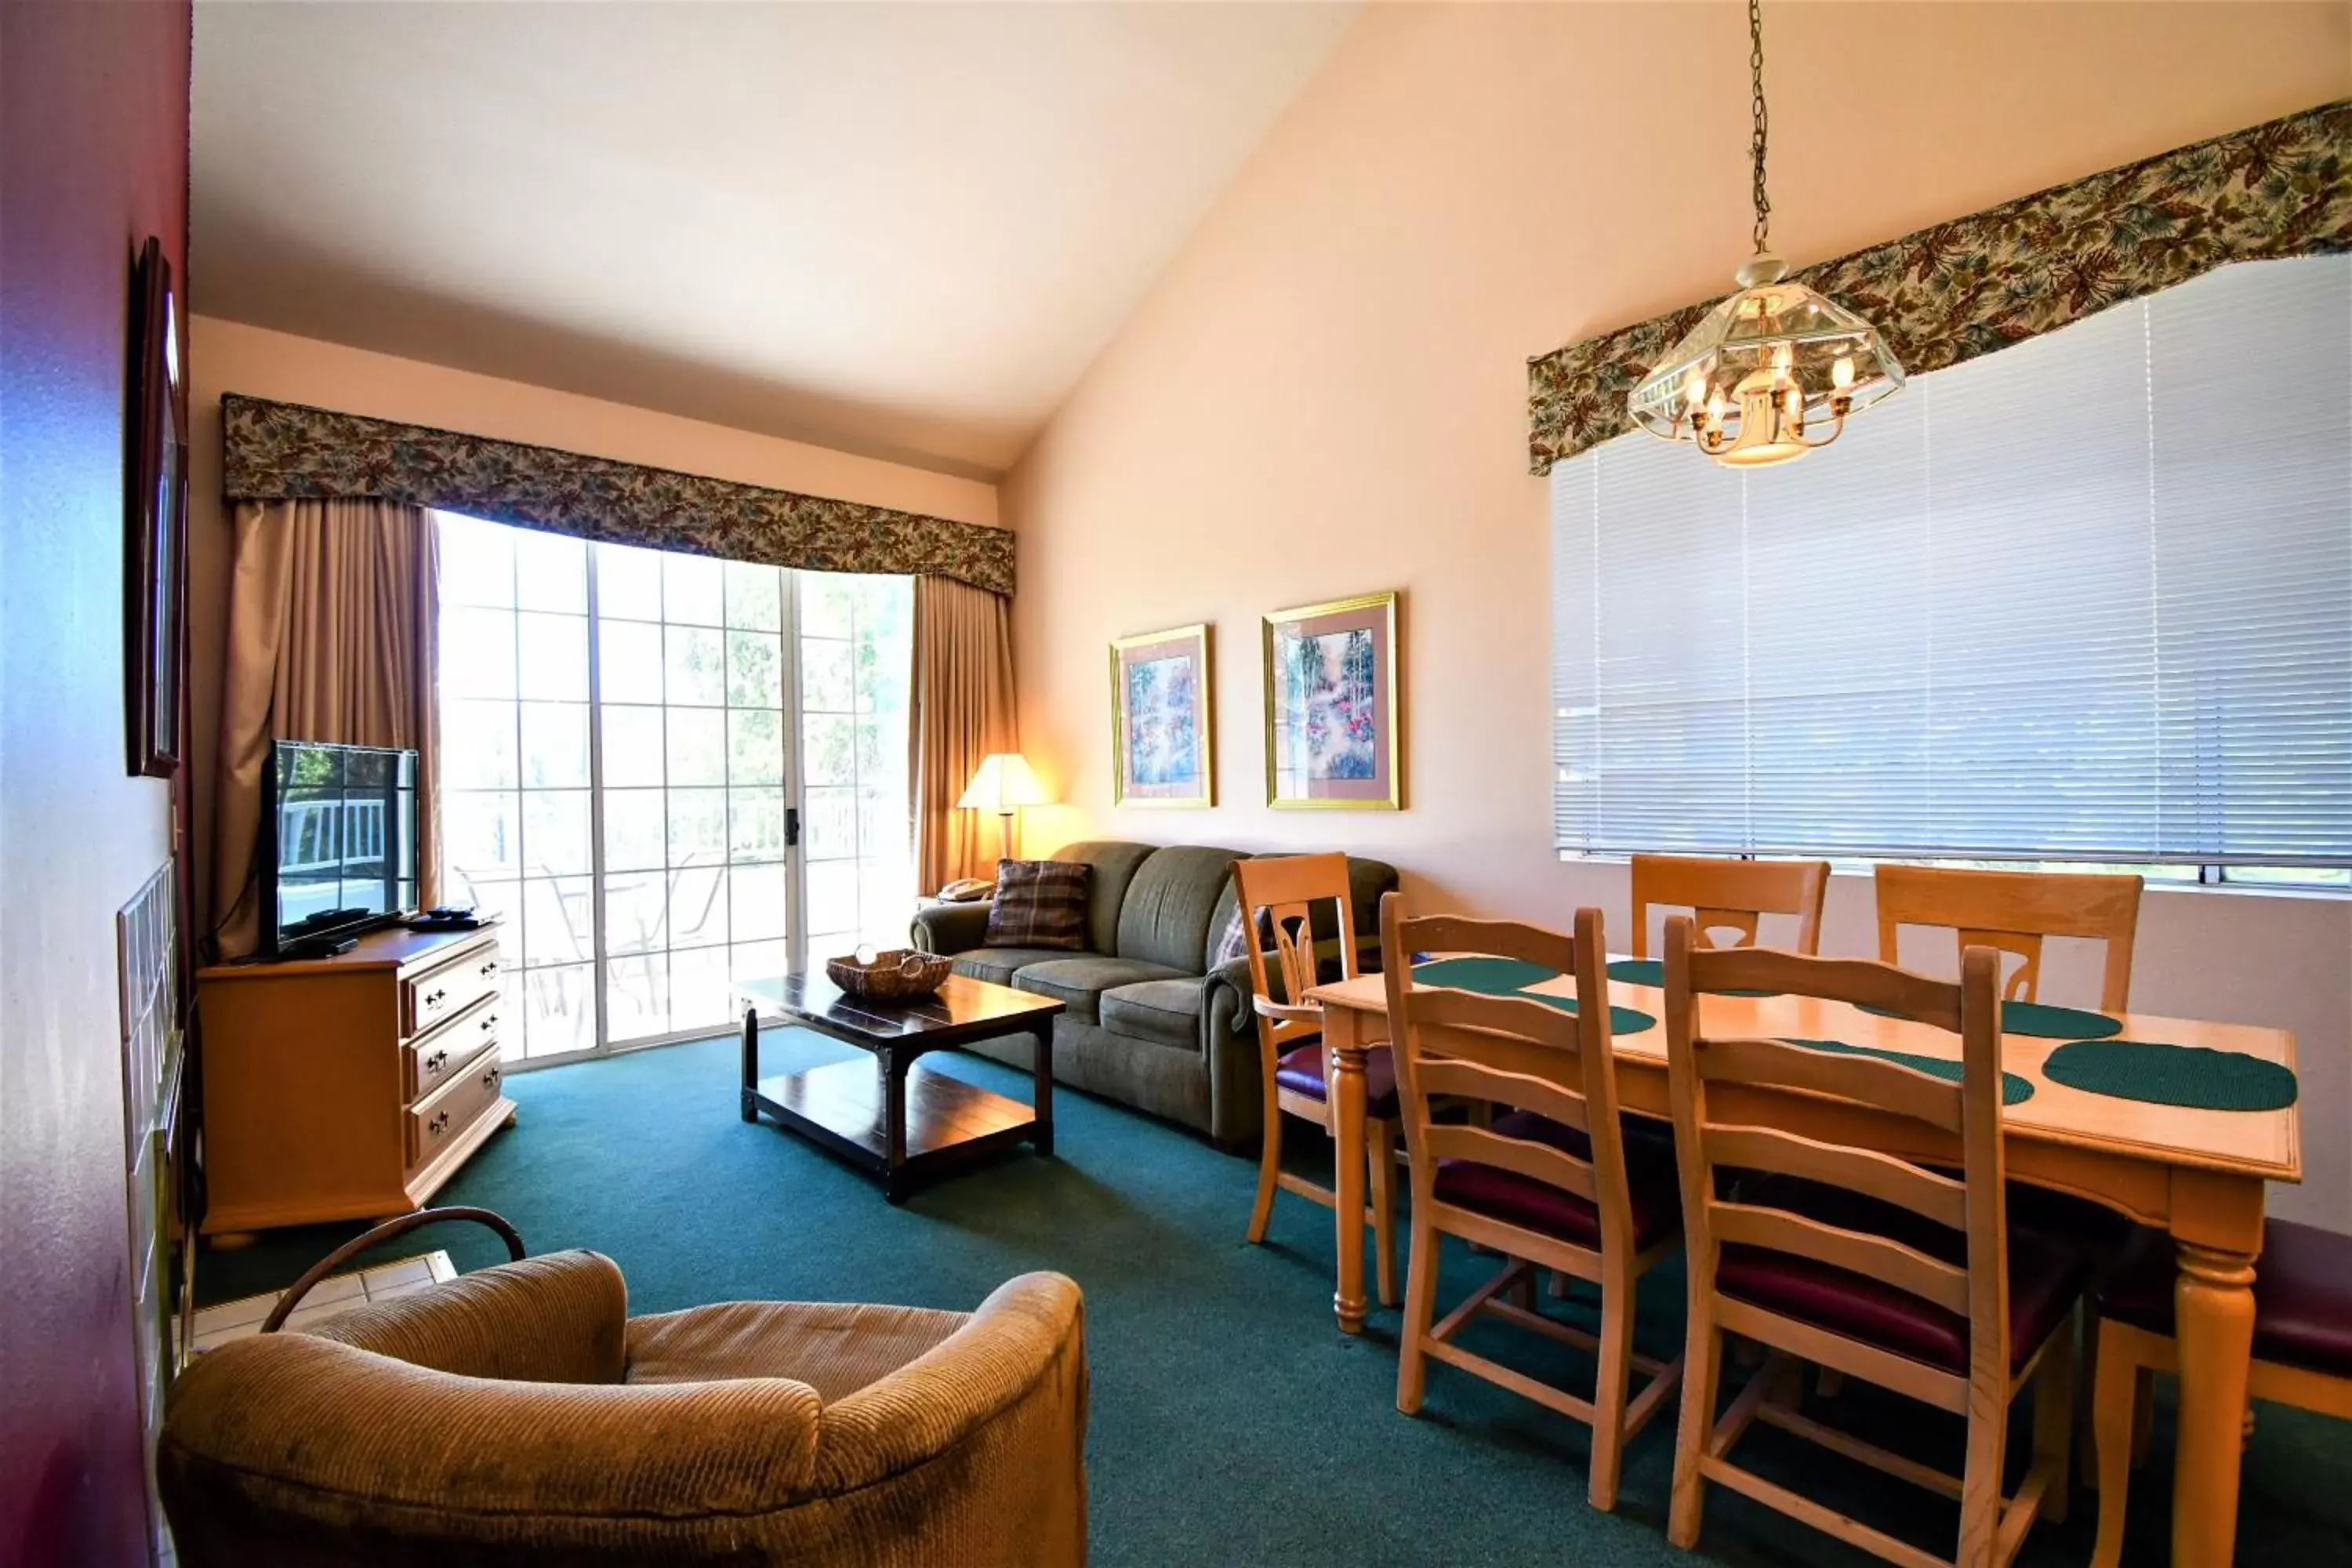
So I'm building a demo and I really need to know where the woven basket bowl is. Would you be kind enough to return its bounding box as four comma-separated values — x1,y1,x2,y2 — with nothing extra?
826,948,953,1000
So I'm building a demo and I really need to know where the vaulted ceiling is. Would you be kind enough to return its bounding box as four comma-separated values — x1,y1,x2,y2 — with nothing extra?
191,2,1359,479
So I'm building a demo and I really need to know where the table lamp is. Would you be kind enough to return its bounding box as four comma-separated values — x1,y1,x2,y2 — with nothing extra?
956,752,1051,867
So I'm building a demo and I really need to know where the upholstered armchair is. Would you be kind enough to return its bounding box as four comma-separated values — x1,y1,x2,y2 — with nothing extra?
159,1250,1089,1566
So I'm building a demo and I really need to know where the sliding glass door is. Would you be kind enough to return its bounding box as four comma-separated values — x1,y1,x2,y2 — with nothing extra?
435,512,913,1065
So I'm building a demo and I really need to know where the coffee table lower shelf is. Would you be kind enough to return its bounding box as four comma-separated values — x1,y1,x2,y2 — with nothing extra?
735,969,1062,1204
746,1058,1046,1201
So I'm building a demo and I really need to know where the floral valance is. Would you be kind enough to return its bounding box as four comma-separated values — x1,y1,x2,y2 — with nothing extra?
1529,99,2352,474
221,394,1015,596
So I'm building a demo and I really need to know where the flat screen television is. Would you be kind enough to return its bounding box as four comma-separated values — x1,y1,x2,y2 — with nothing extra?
263,740,419,954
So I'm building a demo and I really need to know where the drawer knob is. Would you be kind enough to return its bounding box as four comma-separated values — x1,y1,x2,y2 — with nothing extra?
482,1066,500,1087
425,989,447,1007
481,1014,496,1032
429,1110,449,1136
480,960,498,977
425,1049,448,1073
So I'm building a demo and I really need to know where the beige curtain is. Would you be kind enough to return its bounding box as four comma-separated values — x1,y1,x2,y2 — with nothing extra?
909,575,1017,894
209,499,440,958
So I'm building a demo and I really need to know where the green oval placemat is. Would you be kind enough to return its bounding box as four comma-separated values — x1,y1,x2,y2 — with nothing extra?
1413,956,1557,993
1606,957,1777,997
1413,956,1655,1035
2042,1040,2297,1111
1859,998,2122,1040
1780,1037,2034,1105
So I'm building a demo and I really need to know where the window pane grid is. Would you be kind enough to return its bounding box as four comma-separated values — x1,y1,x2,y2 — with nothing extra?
446,523,916,1058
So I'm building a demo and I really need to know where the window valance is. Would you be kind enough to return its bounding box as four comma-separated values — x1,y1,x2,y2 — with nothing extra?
220,393,1015,596
1528,98,2351,475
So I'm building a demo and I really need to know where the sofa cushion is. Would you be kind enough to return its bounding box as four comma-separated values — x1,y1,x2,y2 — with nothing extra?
951,946,1079,989
624,1299,966,1403
985,859,1090,951
1014,956,1190,1024
1116,846,1247,972
1048,840,1158,956
1098,978,1204,1051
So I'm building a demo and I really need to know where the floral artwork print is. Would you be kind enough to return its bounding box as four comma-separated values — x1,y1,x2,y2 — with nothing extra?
1125,655,1200,789
222,394,1015,595
1529,100,2351,474
1263,592,1398,810
1111,624,1213,807
1281,629,1377,781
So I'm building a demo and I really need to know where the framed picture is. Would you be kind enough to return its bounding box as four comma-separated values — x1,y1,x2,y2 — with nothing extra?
1109,622,1214,808
1262,590,1401,811
125,235,186,779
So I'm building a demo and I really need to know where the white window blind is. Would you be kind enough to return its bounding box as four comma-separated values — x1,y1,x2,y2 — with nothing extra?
1550,256,2352,867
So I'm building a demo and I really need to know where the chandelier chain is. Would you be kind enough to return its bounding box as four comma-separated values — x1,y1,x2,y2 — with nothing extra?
1749,0,1770,254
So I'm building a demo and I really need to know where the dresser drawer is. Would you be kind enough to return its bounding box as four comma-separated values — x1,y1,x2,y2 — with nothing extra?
404,993,500,1102
406,1048,504,1168
405,942,501,1036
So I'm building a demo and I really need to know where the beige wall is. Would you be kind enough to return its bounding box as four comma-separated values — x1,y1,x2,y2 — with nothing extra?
185,314,1000,944
1000,4,2352,1227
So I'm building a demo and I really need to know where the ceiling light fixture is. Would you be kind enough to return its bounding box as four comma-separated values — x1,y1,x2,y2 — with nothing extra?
1629,0,1904,466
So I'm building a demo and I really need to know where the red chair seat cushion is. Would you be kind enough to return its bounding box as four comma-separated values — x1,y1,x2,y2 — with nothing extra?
1273,1039,1399,1119
1431,1109,1681,1252
1717,1176,2087,1377
2099,1219,2352,1381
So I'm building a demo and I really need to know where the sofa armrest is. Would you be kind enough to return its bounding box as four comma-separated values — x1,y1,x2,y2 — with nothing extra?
814,1272,1087,1497
912,900,993,956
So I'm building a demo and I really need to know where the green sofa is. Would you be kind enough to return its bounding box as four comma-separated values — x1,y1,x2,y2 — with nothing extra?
909,841,1397,1149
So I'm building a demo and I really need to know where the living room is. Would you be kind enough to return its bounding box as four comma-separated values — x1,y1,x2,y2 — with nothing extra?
5,4,2349,1566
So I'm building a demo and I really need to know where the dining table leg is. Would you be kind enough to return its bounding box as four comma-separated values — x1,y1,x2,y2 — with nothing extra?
2169,1174,2263,1568
1326,1004,1370,1336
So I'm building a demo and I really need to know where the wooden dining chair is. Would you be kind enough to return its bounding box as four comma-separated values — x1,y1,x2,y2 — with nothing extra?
1660,917,2086,1568
1236,853,1400,1308
1380,895,1684,1512
2088,1219,2352,1566
1631,854,1831,957
1873,864,2142,1011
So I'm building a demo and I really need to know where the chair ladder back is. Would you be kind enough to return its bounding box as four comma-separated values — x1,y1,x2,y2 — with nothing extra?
1631,855,1832,960
1232,854,1356,1052
1873,863,2143,1012
1662,922,2014,1381
1380,898,1639,1235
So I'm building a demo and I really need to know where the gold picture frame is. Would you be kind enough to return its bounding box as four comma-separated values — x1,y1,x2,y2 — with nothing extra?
1261,590,1402,811
1109,622,1214,808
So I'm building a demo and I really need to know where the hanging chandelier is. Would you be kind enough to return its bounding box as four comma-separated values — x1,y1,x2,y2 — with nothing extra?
1629,0,1904,466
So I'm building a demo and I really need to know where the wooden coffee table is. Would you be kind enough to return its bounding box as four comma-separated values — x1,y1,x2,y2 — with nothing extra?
735,970,1063,1203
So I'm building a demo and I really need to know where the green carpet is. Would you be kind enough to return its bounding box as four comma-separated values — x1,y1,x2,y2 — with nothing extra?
194,1033,2352,1566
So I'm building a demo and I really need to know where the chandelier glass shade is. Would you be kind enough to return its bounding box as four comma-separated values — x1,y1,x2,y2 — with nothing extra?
1628,252,1906,466
1629,1,1904,466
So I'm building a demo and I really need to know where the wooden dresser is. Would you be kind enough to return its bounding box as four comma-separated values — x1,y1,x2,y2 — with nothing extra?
195,924,515,1236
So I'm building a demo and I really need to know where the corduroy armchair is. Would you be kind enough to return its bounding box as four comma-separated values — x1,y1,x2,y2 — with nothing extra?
158,1251,1089,1566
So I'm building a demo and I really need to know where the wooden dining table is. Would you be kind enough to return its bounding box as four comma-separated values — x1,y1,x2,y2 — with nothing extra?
1305,961,2301,1568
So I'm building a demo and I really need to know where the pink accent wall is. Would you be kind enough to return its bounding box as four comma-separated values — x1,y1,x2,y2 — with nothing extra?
1001,4,2352,1227
183,315,1000,933
1,2,191,1561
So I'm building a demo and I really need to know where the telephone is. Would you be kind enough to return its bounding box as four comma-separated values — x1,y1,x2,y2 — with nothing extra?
937,878,996,902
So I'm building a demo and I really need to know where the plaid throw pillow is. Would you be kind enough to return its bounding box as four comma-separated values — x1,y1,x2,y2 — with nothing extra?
1212,903,1277,968
985,859,1091,950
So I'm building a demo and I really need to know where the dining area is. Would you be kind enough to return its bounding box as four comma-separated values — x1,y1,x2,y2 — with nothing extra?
1230,851,2331,1568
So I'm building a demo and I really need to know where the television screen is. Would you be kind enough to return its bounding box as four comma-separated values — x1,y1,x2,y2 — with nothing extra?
269,740,419,949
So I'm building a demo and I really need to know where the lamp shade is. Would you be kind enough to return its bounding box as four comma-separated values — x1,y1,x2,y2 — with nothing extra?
956,753,1051,813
